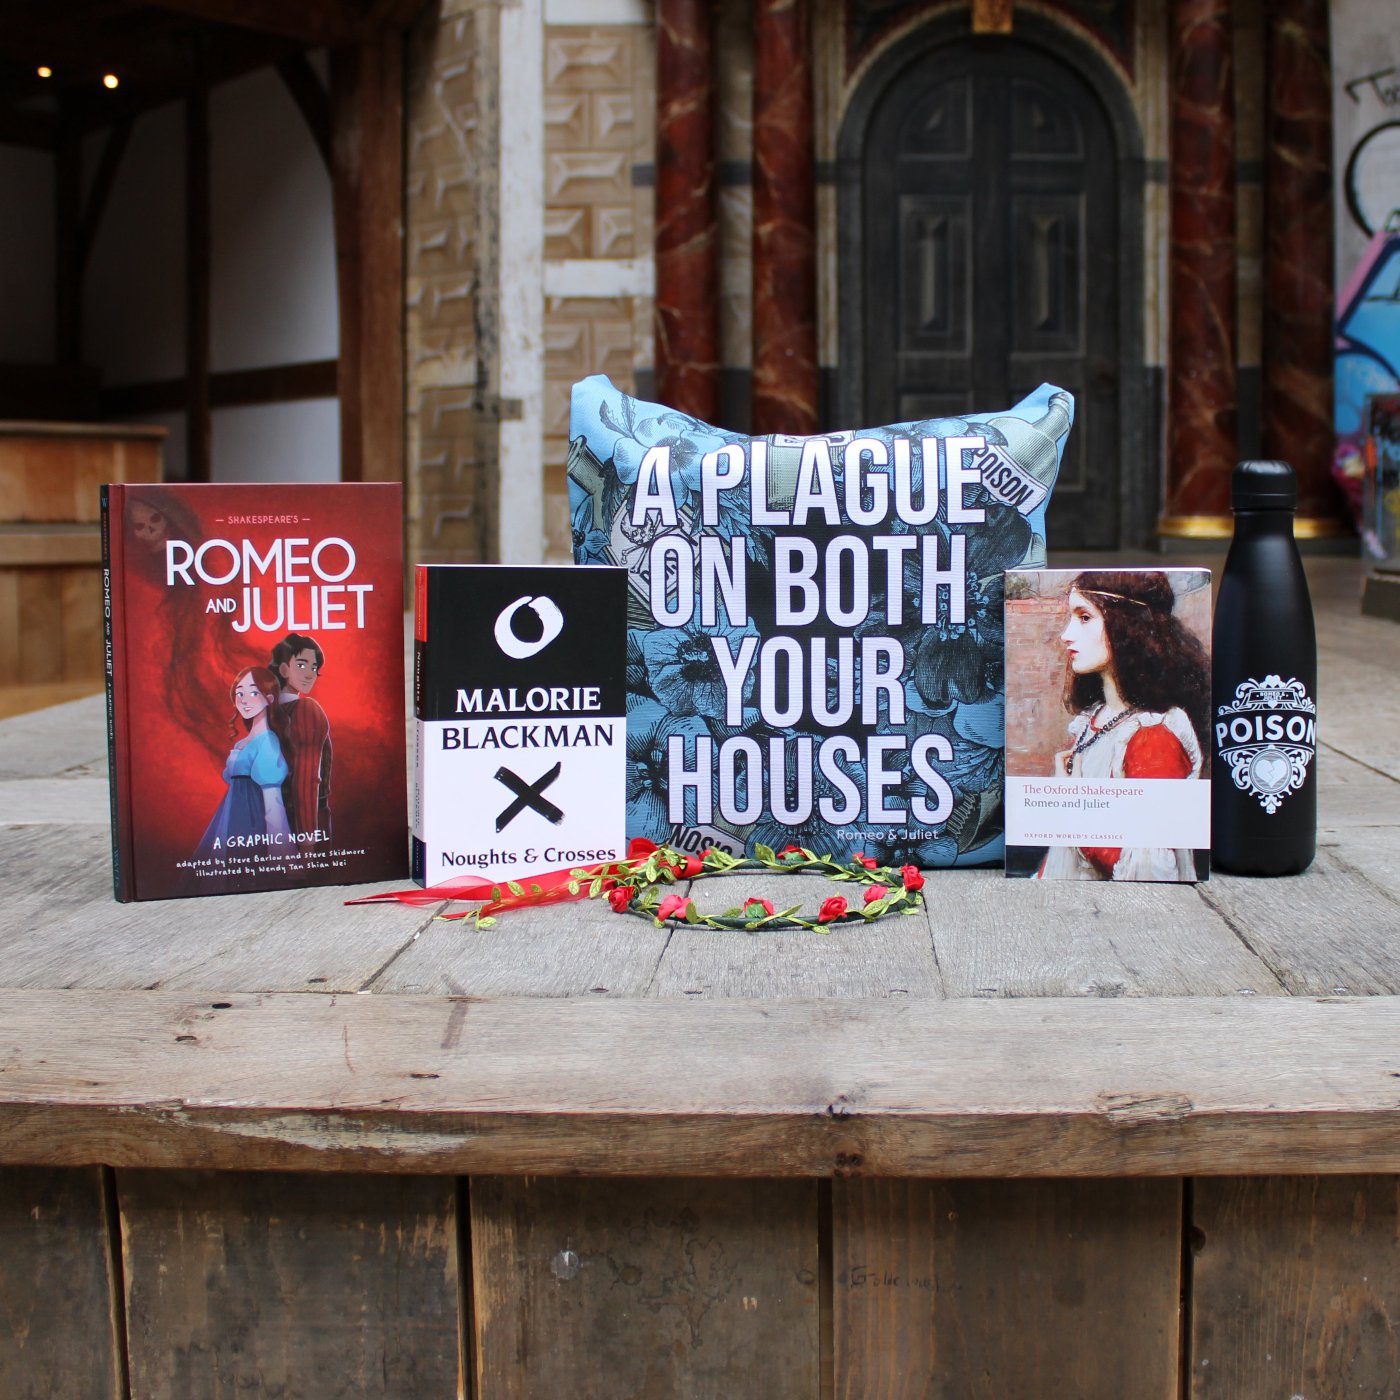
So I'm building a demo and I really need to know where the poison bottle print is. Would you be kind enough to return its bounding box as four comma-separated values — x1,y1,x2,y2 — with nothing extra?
1211,461,1317,875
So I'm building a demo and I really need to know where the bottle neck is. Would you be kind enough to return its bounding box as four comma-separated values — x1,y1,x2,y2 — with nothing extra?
1230,507,1296,540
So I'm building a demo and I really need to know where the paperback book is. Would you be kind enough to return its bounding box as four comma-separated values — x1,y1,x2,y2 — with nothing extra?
102,482,408,901
413,564,628,887
1002,567,1211,882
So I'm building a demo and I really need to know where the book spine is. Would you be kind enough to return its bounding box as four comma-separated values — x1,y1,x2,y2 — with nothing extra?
101,486,134,901
411,566,429,887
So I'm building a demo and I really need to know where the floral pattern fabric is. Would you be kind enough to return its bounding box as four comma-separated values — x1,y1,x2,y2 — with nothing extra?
568,376,1073,867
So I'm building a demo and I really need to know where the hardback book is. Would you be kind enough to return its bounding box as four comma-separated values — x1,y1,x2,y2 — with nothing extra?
413,564,628,887
1002,566,1211,882
102,482,408,901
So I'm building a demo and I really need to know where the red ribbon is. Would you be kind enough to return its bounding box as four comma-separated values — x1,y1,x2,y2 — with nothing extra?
345,838,704,918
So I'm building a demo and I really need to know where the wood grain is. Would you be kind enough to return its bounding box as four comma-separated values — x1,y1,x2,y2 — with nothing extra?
0,825,115,932
1318,745,1400,830
119,1169,460,1400
0,777,110,824
0,431,162,524
1191,1176,1400,1400
0,527,102,566
833,1178,1181,1399
61,565,104,681
471,1177,819,1400
0,1166,124,1400
1323,825,1400,905
0,693,108,780
370,898,673,997
654,872,943,999
1199,847,1400,994
4,990,1400,1177
0,857,438,994
932,870,1281,997
18,568,64,684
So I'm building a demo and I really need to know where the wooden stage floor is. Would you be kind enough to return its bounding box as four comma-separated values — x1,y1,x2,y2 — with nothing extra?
1,552,1398,1400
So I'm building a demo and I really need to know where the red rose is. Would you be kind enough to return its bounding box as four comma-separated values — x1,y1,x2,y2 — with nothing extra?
818,895,848,923
607,885,634,913
677,853,705,878
901,865,925,892
657,893,691,921
779,844,805,861
743,897,776,918
853,852,878,870
863,884,889,906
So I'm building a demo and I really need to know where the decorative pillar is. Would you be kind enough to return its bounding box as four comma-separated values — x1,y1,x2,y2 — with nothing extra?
1159,0,1236,538
331,36,405,487
1263,0,1339,530
752,0,817,437
655,0,720,422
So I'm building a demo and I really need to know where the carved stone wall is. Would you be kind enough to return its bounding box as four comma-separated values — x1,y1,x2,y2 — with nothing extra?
541,21,655,560
404,1,496,566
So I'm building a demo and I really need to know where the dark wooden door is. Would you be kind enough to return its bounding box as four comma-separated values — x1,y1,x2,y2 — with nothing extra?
861,40,1120,548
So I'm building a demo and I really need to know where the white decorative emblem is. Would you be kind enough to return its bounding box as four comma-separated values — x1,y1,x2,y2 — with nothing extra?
1214,675,1316,814
494,595,564,660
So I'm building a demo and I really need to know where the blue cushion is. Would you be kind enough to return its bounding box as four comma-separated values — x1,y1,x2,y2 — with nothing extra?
568,376,1073,868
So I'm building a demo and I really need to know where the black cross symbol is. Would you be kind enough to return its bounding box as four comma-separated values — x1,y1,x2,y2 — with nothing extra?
494,762,564,832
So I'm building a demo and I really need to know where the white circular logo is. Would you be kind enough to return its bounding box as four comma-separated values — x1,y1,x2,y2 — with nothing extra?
494,595,564,660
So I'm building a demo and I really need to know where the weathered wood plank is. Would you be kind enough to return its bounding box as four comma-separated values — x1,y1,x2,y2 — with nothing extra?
1318,744,1400,830
18,569,65,685
833,1178,1181,1399
1200,847,1400,995
0,693,108,780
1322,825,1400,906
471,1177,819,1400
1191,1176,1400,1400
4,990,1400,1177
369,899,672,997
119,1169,460,1400
0,1166,124,1400
1315,641,1400,777
0,824,116,929
653,872,943,999
933,872,1281,997
0,860,439,995
0,777,111,824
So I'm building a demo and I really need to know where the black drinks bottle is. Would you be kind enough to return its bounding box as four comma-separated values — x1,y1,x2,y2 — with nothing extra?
1211,460,1317,875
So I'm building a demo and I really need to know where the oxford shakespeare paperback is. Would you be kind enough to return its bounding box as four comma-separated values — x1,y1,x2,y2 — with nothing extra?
413,564,628,887
102,483,408,901
1003,567,1211,883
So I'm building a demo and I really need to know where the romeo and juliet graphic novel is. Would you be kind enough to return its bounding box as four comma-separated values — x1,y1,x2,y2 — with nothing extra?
102,483,408,901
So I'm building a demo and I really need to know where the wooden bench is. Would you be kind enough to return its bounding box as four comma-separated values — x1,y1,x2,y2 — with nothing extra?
1,554,1397,1399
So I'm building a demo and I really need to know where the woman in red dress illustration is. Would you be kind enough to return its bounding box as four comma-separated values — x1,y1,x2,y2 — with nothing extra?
1037,570,1209,882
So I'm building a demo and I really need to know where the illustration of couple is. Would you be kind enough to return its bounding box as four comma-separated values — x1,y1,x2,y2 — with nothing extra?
192,633,333,859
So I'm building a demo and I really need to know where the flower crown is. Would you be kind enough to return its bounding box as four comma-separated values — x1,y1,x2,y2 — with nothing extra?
461,840,926,933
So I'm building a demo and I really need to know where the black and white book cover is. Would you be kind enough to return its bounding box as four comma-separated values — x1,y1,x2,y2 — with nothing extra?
412,564,628,887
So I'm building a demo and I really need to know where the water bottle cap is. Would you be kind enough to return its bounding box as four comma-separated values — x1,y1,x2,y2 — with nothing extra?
1232,459,1296,510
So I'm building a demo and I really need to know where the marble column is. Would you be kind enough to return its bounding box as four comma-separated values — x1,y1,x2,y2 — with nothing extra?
752,0,817,436
1160,0,1237,536
655,0,720,422
1263,0,1338,527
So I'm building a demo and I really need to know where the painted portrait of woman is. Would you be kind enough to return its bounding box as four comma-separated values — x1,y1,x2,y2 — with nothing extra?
1036,569,1209,882
193,666,292,860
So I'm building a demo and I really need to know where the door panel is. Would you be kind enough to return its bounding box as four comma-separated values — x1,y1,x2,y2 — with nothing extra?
862,40,1119,548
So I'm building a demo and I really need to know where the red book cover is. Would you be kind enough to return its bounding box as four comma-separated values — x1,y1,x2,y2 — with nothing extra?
102,483,408,900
